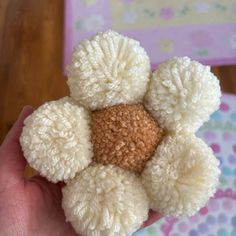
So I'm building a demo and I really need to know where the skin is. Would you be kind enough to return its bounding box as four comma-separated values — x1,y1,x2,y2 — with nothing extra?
0,106,161,236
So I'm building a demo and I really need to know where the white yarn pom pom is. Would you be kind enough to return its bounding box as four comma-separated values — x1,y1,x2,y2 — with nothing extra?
67,30,151,110
62,164,149,236
145,57,221,132
142,133,220,217
20,97,92,183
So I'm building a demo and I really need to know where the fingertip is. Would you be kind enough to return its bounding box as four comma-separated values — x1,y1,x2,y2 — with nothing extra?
1,105,34,148
142,210,162,228
23,105,34,111
20,105,34,119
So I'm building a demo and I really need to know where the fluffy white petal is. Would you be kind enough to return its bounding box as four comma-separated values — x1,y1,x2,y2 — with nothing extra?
145,57,221,132
62,164,149,236
142,133,220,217
67,30,151,110
20,97,92,183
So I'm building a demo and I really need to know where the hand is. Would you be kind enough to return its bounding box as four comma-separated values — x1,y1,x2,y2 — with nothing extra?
0,106,161,236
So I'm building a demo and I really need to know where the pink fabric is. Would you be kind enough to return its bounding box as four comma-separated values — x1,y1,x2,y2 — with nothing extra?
63,0,236,74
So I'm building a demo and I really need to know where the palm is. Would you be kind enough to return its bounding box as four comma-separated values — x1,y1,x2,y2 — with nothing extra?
0,166,77,236
27,178,77,235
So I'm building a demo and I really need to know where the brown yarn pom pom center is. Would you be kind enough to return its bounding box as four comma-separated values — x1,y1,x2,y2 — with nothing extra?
91,104,164,173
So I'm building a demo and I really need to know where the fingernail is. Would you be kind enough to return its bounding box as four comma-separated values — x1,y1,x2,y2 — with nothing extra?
19,106,34,120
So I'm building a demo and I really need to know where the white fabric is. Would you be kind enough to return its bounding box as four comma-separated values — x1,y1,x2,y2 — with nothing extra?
20,97,92,183
145,57,221,132
142,133,220,216
67,30,151,110
62,164,149,236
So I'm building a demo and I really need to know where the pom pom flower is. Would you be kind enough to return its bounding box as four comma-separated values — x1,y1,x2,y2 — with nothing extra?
20,30,221,236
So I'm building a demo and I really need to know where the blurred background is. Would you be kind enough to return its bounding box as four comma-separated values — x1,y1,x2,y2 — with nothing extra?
0,1,236,235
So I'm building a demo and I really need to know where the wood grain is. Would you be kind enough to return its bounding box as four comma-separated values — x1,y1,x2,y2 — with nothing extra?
212,66,236,94
0,0,236,144
0,0,67,144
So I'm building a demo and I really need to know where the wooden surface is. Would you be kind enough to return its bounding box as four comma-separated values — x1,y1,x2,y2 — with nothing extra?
0,0,236,144
0,0,67,144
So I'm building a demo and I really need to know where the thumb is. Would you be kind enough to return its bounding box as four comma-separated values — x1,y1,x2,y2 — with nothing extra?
0,106,34,186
